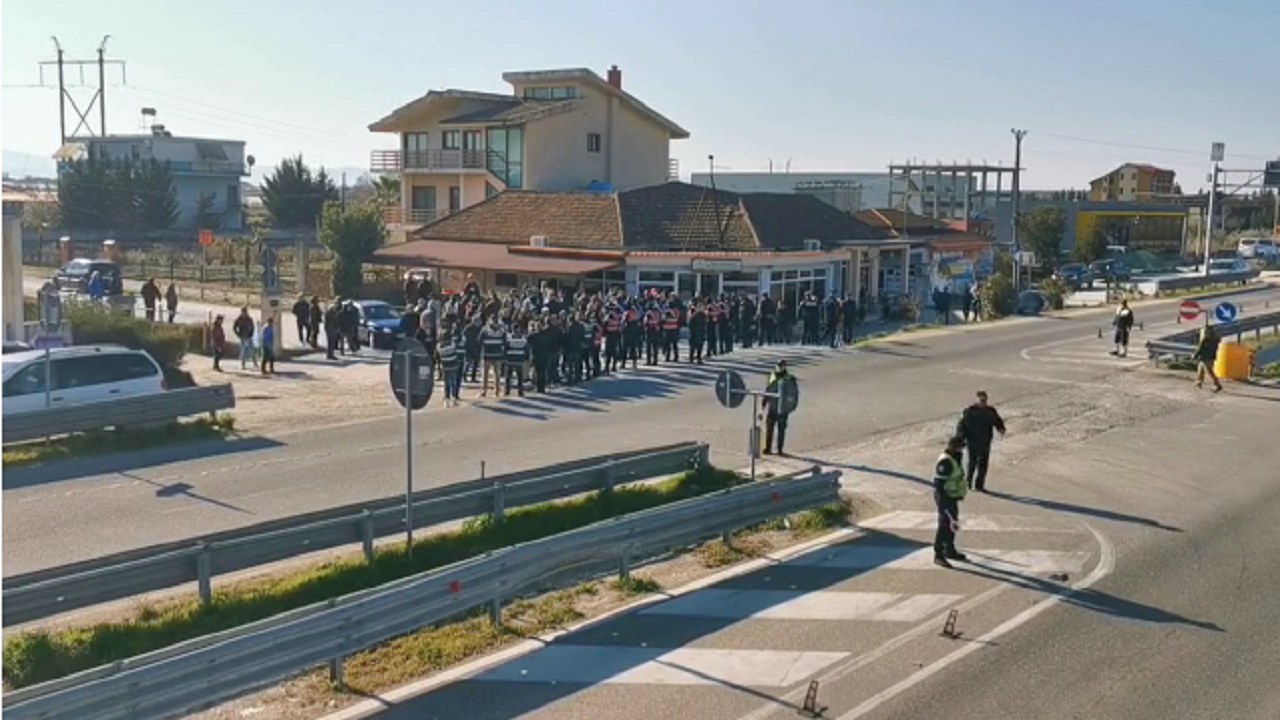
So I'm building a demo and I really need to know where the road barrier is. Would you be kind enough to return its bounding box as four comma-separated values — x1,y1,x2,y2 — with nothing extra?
1,442,708,627
1,384,236,445
1145,311,1280,363
1,466,840,720
1150,270,1259,295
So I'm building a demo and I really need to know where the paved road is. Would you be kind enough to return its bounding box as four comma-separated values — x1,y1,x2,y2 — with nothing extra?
4,286,1277,578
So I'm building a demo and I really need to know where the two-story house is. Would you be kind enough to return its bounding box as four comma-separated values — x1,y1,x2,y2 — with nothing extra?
368,65,688,230
54,125,250,230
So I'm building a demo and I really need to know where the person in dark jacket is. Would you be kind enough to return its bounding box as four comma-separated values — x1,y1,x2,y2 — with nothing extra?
292,295,310,345
563,315,584,385
763,360,795,455
211,314,227,371
233,307,257,370
438,330,463,407
165,282,179,323
479,316,506,397
463,315,483,383
1111,300,1135,357
141,278,161,322
307,297,322,349
688,301,706,365
759,295,777,345
340,301,360,355
622,306,642,370
504,325,530,397
740,295,757,349
841,295,857,344
529,319,552,393
957,390,1006,492
1194,325,1223,392
324,300,343,359
823,294,840,348
778,298,796,344
800,294,821,345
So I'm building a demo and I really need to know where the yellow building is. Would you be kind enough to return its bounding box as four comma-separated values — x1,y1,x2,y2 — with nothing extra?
1088,163,1176,202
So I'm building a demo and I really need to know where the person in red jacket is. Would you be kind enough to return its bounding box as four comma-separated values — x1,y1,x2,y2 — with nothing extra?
643,304,662,366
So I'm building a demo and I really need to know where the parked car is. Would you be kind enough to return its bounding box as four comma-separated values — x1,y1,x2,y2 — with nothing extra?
1086,259,1130,288
1237,237,1279,260
1015,289,1046,316
1208,257,1254,285
53,258,124,295
3,340,32,355
353,300,405,349
2,345,166,416
1053,263,1088,289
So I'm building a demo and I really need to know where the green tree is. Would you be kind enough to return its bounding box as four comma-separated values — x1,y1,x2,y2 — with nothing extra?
57,159,113,229
106,160,137,229
978,273,1016,320
133,159,179,230
262,155,337,228
194,192,222,230
371,175,400,207
1019,206,1066,268
319,201,385,297
1074,224,1109,263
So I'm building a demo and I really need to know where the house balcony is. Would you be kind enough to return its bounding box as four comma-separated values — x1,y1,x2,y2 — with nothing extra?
370,149,486,174
383,206,452,227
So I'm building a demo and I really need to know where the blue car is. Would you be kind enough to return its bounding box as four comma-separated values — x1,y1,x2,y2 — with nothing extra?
353,300,404,349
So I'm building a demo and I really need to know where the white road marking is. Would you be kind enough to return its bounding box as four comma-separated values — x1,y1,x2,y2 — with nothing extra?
834,523,1116,719
859,511,1082,533
638,589,962,622
791,545,1089,575
476,646,848,687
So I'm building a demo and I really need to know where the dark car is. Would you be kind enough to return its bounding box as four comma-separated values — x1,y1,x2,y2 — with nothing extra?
353,300,404,349
1086,259,1130,288
53,258,124,295
1016,289,1046,316
1053,263,1088,289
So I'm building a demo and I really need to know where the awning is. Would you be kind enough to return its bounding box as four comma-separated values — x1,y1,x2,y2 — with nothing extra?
373,239,622,275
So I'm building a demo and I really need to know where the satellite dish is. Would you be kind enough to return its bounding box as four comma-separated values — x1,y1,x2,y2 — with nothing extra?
247,154,256,169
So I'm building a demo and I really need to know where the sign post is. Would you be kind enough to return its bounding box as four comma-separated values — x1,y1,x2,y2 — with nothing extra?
713,369,799,482
1214,301,1238,324
1179,300,1202,323
390,338,433,555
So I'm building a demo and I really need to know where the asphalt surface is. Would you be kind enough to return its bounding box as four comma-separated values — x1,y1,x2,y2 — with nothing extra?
5,287,1278,577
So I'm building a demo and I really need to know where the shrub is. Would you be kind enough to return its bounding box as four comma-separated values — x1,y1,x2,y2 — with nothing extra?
1038,277,1069,310
63,301,188,371
978,273,1016,320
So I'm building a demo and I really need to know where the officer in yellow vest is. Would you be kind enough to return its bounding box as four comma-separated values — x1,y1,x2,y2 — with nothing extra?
933,436,969,568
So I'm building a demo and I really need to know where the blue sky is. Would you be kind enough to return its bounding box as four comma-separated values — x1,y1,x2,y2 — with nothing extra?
3,0,1277,189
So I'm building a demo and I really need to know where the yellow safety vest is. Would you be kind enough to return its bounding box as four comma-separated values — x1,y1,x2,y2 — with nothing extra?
936,452,966,500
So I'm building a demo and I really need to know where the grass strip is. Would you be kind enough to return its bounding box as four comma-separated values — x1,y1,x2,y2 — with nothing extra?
1,466,742,689
1,414,235,469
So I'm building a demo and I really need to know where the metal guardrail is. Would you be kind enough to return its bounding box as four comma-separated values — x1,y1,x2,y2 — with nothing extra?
1151,269,1259,294
1145,311,1280,362
1,442,707,626
1,384,236,445
1,467,839,720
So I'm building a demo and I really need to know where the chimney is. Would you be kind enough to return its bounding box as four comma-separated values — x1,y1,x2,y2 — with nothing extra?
607,64,622,89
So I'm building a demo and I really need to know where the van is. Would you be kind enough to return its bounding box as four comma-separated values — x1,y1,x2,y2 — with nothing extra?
1237,238,1278,260
2,345,166,416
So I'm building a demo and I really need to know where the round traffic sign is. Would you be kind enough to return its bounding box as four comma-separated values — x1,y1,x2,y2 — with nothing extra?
389,339,433,410
714,370,746,409
1179,300,1202,321
1214,301,1238,323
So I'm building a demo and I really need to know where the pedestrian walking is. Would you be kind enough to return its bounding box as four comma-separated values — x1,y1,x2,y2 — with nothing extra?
233,307,257,370
87,271,104,300
141,278,161,321
1111,300,1135,357
1194,325,1224,392
292,295,310,346
341,300,360,355
211,315,227,371
763,360,795,455
324,300,341,360
165,282,179,323
260,318,277,374
961,285,973,323
479,316,506,397
932,435,969,569
956,390,1005,492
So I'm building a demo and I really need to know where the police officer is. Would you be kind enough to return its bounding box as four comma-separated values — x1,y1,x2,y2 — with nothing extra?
705,298,719,359
688,301,706,365
933,436,969,568
623,303,642,369
662,300,681,362
763,360,794,455
603,304,622,374
643,303,662,366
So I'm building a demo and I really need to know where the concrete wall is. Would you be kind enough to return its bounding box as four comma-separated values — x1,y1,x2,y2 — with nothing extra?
523,88,609,192
608,98,671,191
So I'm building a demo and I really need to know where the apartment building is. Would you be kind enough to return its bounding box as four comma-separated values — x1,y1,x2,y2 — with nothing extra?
53,125,249,230
1088,163,1176,202
369,65,688,229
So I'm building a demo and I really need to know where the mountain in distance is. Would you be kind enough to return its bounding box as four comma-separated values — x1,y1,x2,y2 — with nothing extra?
2,148,57,179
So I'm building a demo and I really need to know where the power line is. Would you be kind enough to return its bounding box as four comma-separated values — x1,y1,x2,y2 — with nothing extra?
1042,132,1272,162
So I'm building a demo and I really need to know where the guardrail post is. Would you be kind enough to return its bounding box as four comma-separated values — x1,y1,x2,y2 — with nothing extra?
360,509,375,562
489,596,502,626
327,600,345,687
492,481,506,525
695,443,710,470
196,542,212,606
619,553,631,580
601,461,617,494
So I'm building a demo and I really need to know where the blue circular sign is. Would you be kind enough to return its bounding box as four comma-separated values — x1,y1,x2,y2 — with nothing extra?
1214,302,1238,323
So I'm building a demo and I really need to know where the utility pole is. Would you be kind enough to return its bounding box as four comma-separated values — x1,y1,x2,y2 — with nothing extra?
53,38,66,144
40,35,126,145
1010,129,1028,292
97,36,110,138
1203,142,1224,276
341,172,347,213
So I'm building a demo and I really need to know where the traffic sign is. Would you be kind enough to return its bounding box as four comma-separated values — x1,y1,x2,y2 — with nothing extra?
714,370,746,409
389,339,433,410
1214,301,1238,323
199,229,213,246
1179,300,1202,321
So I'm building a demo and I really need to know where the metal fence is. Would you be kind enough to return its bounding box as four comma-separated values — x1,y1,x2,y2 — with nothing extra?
1,442,707,626
1145,310,1280,362
1,466,839,720
1151,269,1259,295
1,385,236,445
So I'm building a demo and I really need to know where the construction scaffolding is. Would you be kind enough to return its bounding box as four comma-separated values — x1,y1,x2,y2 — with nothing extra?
887,162,1020,222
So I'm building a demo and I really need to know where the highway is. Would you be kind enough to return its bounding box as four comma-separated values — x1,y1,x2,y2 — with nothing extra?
5,287,1277,577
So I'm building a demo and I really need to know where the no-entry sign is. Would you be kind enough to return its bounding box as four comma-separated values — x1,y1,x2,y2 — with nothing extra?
1179,300,1202,321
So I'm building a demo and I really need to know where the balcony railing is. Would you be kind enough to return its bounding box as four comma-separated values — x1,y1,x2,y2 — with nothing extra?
370,149,486,173
383,206,452,226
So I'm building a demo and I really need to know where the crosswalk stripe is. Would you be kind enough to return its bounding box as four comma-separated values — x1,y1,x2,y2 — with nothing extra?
476,646,848,687
638,589,962,622
859,511,1080,533
791,546,1089,575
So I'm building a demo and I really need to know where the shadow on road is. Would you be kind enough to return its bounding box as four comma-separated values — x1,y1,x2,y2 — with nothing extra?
985,490,1183,533
1,435,284,490
129,473,251,514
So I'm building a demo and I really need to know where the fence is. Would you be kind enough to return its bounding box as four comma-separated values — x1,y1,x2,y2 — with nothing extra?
1,385,235,445
1,466,839,720
1,442,707,626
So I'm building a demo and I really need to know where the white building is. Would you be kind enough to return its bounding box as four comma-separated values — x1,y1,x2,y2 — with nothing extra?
690,172,915,213
54,127,249,230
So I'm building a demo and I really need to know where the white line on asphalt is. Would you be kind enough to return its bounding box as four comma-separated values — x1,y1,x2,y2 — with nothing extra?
638,590,962,622
833,523,1116,720
476,646,849,687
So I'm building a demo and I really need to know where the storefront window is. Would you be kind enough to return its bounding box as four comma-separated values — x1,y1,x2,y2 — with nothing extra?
639,271,675,283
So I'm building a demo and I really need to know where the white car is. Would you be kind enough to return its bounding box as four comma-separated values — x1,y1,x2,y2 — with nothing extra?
2,345,166,416
1237,238,1278,260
